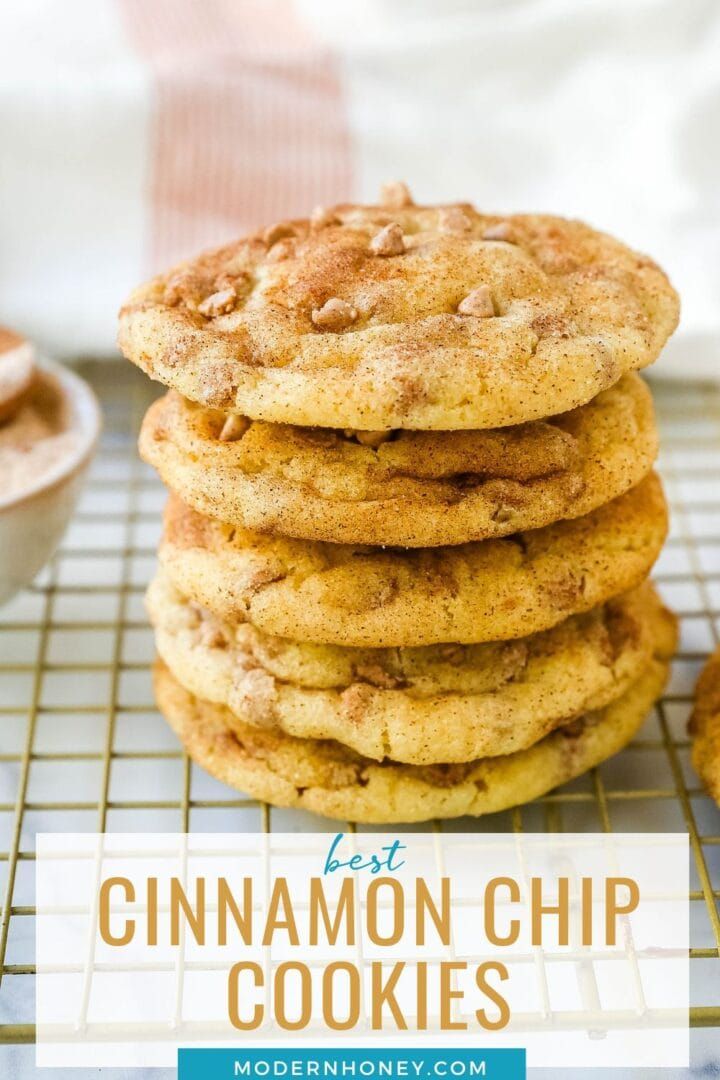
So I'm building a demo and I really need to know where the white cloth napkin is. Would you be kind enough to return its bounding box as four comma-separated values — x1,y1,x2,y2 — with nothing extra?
0,0,717,379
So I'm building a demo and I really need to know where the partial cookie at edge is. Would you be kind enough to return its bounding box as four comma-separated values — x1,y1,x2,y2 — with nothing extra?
689,646,720,806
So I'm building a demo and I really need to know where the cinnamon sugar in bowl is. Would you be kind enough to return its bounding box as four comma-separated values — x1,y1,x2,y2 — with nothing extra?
0,329,101,605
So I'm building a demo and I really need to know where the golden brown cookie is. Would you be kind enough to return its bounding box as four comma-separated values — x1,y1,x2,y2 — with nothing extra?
118,193,679,431
159,473,668,647
689,646,720,805
148,571,674,765
140,374,657,547
154,650,673,824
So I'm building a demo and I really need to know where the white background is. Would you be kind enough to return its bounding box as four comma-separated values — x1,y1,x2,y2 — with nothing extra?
0,0,718,376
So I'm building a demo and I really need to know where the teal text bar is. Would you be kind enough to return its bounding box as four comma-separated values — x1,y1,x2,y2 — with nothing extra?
179,1048,525,1080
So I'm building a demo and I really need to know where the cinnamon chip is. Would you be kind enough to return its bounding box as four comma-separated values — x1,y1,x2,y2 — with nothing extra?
310,205,338,228
311,298,358,332
198,621,227,649
439,208,472,233
482,222,513,242
353,662,404,689
369,223,405,256
234,667,278,727
457,285,495,318
263,222,295,245
266,239,295,263
163,271,195,307
214,270,248,292
353,429,392,448
198,287,237,318
218,414,248,442
437,644,466,665
379,180,413,210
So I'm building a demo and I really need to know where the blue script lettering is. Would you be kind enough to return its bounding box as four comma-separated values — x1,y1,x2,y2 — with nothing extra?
323,833,406,875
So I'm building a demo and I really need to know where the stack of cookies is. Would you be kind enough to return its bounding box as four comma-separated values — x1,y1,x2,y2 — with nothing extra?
118,185,680,824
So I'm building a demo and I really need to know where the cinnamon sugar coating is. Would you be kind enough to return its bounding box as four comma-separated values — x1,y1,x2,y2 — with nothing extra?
154,651,672,823
118,199,679,430
158,473,668,648
148,571,672,765
140,374,657,547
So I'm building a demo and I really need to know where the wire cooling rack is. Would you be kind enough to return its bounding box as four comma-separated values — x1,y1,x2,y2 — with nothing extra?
0,362,718,1053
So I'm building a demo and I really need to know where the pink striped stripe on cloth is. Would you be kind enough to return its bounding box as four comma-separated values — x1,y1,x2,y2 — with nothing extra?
118,0,353,270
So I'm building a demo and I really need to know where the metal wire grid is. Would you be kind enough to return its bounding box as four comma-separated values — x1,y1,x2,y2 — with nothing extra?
0,362,718,1044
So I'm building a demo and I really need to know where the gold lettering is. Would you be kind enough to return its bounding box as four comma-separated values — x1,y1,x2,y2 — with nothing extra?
147,877,157,946
170,877,205,946
227,961,263,1030
440,962,467,1030
416,878,450,945
218,877,252,946
367,878,404,946
371,962,407,1030
322,962,360,1030
476,962,510,1030
484,877,520,946
531,877,569,946
309,878,355,946
98,877,134,946
274,962,311,1030
262,878,299,946
605,878,640,945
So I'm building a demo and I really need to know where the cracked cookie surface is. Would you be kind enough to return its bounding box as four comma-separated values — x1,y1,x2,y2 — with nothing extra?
159,473,668,647
119,197,679,431
148,571,674,764
140,374,657,547
689,646,720,806
154,652,673,823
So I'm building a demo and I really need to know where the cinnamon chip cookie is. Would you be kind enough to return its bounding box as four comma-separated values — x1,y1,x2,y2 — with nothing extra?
148,571,674,765
140,374,657,547
689,646,720,805
158,473,668,647
118,194,679,431
154,653,672,823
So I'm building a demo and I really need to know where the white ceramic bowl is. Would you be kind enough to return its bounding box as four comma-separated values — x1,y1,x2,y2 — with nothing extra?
0,359,101,606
